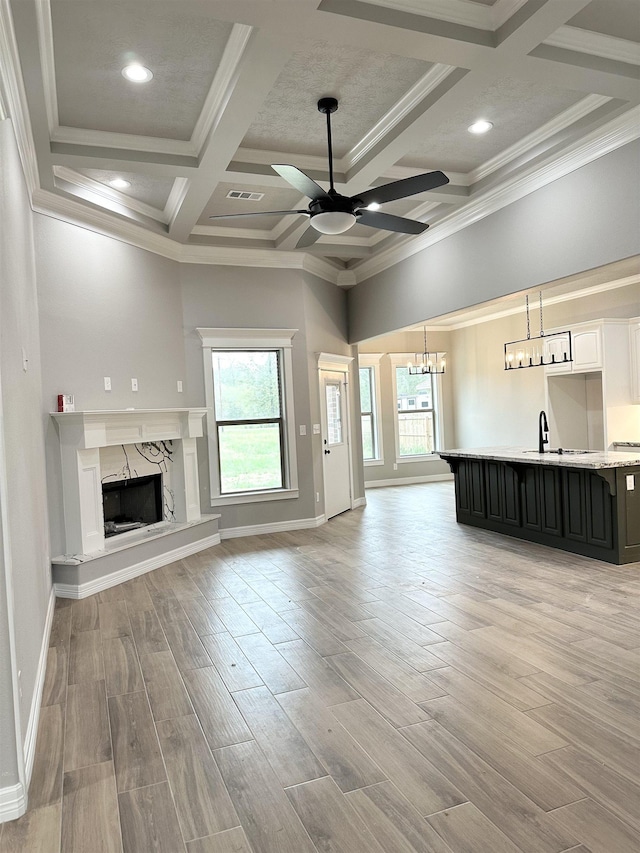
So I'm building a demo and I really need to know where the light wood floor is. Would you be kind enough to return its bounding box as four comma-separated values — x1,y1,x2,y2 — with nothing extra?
2,482,639,853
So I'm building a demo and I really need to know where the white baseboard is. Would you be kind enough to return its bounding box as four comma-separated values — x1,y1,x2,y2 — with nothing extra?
54,533,221,599
220,515,326,539
23,588,56,783
0,783,26,823
365,473,454,488
352,496,367,508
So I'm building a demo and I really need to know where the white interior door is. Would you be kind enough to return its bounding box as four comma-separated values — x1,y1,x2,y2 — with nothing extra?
321,372,352,519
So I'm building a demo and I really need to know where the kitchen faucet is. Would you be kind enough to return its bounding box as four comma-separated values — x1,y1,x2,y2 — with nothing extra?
538,410,549,453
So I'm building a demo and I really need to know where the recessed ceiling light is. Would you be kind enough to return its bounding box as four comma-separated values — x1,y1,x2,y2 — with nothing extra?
366,202,381,211
109,178,131,189
122,63,153,83
468,119,493,135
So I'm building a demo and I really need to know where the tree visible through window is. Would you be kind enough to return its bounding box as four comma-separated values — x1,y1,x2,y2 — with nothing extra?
212,350,284,493
395,367,435,456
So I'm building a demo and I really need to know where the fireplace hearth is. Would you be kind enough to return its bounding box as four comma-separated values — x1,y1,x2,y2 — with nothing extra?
102,473,163,537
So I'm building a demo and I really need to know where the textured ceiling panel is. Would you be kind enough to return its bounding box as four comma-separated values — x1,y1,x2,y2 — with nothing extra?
568,0,640,43
51,1,233,139
198,182,304,228
241,41,432,158
77,170,174,209
400,78,582,172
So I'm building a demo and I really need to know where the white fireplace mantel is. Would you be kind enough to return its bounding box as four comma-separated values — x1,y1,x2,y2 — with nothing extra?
52,408,207,556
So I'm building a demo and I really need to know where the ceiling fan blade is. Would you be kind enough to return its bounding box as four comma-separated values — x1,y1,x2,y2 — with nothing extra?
208,209,308,220
272,165,330,201
357,211,429,234
354,170,449,207
296,226,323,248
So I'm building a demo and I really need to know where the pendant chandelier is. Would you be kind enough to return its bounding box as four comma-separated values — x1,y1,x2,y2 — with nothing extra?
504,293,572,370
407,326,446,374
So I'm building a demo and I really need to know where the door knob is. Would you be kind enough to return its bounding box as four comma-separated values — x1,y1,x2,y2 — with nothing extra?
324,449,331,455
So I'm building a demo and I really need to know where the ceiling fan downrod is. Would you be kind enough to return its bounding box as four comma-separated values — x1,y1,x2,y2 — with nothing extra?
318,97,338,193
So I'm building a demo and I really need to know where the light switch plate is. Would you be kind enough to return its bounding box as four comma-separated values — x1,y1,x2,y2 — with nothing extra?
627,474,635,491
299,425,306,435
177,380,183,392
131,378,138,391
104,376,111,391
313,424,321,434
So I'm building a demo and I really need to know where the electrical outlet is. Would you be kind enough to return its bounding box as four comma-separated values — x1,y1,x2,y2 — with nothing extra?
299,425,306,436
22,347,28,372
104,376,111,391
313,424,321,434
393,463,398,470
177,380,183,393
131,378,138,392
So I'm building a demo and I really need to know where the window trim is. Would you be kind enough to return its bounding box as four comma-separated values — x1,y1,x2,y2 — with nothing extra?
197,328,299,506
358,353,384,466
389,353,443,464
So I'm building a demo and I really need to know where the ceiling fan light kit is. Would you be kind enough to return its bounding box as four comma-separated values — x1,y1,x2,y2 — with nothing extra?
210,97,449,247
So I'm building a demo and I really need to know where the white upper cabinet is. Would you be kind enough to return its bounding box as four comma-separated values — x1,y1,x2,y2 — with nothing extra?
630,320,640,404
544,323,602,374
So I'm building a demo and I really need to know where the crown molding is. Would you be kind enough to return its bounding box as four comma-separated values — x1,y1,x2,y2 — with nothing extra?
191,24,254,153
544,26,640,67
468,94,612,184
35,0,57,133
53,166,169,223
164,177,190,223
344,63,457,171
357,0,528,30
352,105,640,284
0,0,39,194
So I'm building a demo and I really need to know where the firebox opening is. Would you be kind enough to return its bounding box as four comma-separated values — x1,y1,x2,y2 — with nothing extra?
102,473,163,537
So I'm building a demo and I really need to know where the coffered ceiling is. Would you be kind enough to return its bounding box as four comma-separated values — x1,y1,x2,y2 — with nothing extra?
2,0,639,285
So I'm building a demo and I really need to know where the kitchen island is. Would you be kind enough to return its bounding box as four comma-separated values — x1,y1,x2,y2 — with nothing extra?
438,447,640,565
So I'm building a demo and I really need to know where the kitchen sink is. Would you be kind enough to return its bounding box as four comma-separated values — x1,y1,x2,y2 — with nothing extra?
523,449,596,455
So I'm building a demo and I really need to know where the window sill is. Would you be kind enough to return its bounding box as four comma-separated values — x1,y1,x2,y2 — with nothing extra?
210,488,299,507
396,453,440,464
364,459,385,467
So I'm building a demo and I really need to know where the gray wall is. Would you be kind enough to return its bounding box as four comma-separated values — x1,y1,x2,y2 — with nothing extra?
0,118,51,786
348,140,640,343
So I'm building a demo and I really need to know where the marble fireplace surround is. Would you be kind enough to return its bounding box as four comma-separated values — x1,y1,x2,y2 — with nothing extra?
52,408,207,558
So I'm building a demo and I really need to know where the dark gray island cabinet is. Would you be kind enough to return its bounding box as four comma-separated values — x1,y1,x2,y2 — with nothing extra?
439,448,640,565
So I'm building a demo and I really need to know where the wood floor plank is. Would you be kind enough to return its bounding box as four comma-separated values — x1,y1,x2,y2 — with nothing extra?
61,762,121,853
423,695,583,810
120,579,154,612
118,782,185,853
108,691,165,792
103,636,144,697
182,666,252,750
234,631,305,694
426,802,522,853
214,740,317,853
29,704,64,810
64,680,112,772
185,827,251,853
358,618,448,671
200,631,263,692
277,687,386,792
363,600,447,645
208,597,260,637
299,597,368,641
286,775,387,853
276,638,360,705
129,608,168,656
41,646,67,707
549,798,640,853
180,596,228,636
138,649,193,721
279,607,349,657
70,597,99,634
162,619,212,671
326,652,430,727
68,629,104,683
48,602,72,649
401,720,578,853
232,685,327,787
345,780,456,853
0,803,61,853
98,601,132,639
428,665,566,755
156,715,238,841
241,599,299,644
330,699,466,816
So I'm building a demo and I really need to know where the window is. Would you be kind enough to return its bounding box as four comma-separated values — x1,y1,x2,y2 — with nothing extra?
391,354,442,461
358,354,383,464
197,328,298,506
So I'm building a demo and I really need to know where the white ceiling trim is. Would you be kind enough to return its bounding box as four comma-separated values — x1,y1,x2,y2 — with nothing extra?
35,0,57,134
190,24,254,153
352,105,640,283
544,26,640,67
164,178,190,224
0,0,39,193
192,224,274,240
52,166,168,223
468,93,613,184
360,0,528,31
50,125,198,157
425,275,640,331
344,63,457,170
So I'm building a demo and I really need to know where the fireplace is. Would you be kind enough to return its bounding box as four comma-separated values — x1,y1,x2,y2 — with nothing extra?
102,473,163,537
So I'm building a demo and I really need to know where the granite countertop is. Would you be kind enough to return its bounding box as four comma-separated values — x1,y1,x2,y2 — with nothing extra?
438,446,640,469
613,441,640,447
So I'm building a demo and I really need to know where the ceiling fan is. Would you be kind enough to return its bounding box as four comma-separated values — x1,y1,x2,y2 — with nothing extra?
209,97,449,248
